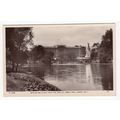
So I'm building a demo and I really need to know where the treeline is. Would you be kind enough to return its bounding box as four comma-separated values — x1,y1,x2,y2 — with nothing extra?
91,28,113,63
30,45,54,65
6,28,54,72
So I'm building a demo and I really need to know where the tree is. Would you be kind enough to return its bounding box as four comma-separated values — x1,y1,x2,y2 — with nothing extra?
6,27,33,71
31,45,54,65
90,29,113,63
42,51,54,64
99,29,113,63
91,43,100,60
31,45,45,62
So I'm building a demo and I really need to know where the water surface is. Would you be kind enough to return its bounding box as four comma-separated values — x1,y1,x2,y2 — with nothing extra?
28,63,113,90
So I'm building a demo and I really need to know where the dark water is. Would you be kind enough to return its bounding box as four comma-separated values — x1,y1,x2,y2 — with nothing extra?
27,63,113,90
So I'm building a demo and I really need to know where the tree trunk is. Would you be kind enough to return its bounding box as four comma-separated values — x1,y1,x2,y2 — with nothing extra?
12,61,15,71
15,63,19,72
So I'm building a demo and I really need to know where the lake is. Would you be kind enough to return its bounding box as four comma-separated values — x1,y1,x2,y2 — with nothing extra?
28,63,113,91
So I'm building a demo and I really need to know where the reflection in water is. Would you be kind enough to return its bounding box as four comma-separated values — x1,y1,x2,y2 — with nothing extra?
27,63,113,91
86,64,93,84
100,65,113,90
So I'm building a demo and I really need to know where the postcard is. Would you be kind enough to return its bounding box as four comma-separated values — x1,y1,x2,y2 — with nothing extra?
3,23,115,96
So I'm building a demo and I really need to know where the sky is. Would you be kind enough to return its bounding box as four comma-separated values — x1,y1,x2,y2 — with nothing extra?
32,24,114,47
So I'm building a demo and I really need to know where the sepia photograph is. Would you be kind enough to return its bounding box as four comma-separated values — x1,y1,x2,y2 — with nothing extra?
4,23,115,96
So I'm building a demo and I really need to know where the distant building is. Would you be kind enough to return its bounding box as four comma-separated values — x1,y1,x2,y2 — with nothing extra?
45,45,86,63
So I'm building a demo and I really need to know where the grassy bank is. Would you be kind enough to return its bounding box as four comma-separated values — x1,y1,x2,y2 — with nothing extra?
7,72,61,91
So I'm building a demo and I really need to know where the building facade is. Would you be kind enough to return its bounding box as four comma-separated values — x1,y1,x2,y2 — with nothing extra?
45,45,86,63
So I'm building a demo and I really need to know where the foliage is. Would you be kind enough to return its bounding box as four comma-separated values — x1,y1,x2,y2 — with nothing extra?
91,29,113,63
42,51,54,64
31,45,45,61
6,27,33,71
91,43,100,60
31,45,54,65
99,29,113,63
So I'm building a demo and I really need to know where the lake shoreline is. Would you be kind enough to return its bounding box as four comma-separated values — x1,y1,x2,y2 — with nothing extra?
22,62,112,68
52,62,112,65
7,72,61,91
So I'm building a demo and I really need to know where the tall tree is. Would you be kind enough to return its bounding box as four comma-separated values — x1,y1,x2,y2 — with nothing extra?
6,27,33,71
99,29,113,62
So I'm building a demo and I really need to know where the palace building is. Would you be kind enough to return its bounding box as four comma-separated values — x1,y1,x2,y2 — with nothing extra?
45,44,90,64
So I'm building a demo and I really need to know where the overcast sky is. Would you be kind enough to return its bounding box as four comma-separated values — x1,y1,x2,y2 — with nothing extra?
32,24,114,47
